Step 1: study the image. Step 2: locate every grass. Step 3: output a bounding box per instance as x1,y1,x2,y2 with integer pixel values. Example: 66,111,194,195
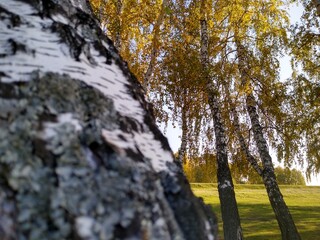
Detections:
190,183,320,240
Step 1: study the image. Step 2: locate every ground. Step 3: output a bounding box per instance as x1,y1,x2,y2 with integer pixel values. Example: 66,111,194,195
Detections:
191,183,320,240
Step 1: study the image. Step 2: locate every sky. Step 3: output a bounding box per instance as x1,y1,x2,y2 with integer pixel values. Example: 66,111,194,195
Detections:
159,2,320,186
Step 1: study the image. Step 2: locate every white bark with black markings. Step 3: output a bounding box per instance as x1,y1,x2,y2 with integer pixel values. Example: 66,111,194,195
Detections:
0,0,217,239
236,39,301,240
200,2,242,239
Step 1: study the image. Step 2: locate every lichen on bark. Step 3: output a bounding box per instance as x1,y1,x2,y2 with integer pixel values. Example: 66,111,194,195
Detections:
0,0,217,239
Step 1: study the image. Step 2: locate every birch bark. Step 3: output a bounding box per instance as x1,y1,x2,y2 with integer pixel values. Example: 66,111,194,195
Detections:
0,1,218,239
114,0,122,50
236,39,301,240
223,86,263,176
178,103,188,164
200,1,243,239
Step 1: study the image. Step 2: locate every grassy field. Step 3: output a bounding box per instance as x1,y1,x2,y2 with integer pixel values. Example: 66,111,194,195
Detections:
190,183,320,240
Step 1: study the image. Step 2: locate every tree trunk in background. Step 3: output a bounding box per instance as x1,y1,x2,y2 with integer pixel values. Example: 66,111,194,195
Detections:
206,86,243,240
98,0,106,21
143,0,169,92
236,40,301,240
200,2,243,239
246,95,301,240
223,86,263,176
178,104,188,164
0,1,218,239
114,0,122,50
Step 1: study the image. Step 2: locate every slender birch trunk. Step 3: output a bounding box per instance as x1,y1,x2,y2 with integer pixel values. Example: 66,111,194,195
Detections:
246,95,301,240
236,40,301,240
114,0,122,50
178,103,188,164
143,0,169,92
98,0,106,21
200,2,243,239
223,86,263,176
206,86,243,240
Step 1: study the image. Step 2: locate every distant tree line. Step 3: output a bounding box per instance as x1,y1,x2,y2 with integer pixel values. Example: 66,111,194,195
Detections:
183,154,306,185
183,153,218,183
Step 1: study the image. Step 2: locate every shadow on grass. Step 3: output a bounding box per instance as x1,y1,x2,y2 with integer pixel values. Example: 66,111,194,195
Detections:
208,204,320,240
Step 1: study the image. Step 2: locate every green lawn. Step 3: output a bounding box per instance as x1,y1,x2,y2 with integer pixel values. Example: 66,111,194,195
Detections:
190,183,320,240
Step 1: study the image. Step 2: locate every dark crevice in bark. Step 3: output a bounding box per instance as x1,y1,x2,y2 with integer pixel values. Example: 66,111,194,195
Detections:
0,164,18,240
51,23,86,61
0,82,21,99
32,138,59,181
143,113,173,153
0,5,21,27
161,167,218,239
113,221,141,239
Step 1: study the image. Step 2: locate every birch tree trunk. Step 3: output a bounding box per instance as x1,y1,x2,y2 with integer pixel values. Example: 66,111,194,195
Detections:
245,95,301,240
200,2,242,239
223,86,263,176
236,40,301,240
0,1,218,239
143,0,169,92
114,0,122,50
98,0,106,22
206,86,243,240
178,104,188,164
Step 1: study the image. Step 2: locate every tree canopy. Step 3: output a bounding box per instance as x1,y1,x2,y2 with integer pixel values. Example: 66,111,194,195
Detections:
90,0,318,238
89,0,318,177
